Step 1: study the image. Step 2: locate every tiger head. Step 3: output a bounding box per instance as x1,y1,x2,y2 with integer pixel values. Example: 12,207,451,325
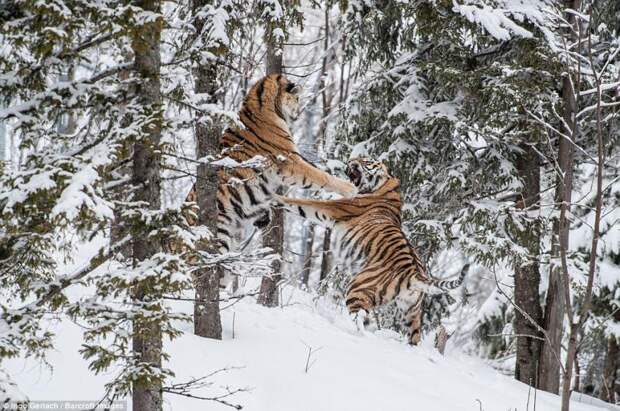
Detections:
249,74,303,122
345,158,392,194
277,76,303,122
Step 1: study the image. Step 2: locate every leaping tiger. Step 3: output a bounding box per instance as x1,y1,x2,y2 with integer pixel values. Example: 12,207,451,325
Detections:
185,74,357,285
275,157,469,345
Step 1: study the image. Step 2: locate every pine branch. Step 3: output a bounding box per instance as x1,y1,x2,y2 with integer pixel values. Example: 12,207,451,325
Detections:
33,236,131,308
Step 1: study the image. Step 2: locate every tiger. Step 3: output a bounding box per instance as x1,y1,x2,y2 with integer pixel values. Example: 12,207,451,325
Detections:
274,157,469,345
185,74,357,284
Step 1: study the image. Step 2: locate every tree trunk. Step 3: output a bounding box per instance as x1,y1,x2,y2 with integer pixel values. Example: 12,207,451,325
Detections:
300,226,315,287
192,0,222,340
318,6,334,284
319,228,332,281
513,142,543,388
539,0,580,394
258,16,284,307
57,67,76,135
539,258,565,393
131,1,163,409
561,5,602,408
600,337,619,403
539,92,575,392
573,346,581,393
0,97,5,161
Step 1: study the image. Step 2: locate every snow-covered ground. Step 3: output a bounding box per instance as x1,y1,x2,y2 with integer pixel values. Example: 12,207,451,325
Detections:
4,280,616,411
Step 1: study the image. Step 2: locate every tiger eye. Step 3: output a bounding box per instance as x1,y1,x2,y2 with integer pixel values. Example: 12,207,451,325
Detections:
285,82,296,93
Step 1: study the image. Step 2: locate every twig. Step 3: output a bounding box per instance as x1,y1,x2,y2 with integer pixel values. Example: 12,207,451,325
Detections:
301,341,323,373
163,367,248,410
162,292,259,304
527,382,532,411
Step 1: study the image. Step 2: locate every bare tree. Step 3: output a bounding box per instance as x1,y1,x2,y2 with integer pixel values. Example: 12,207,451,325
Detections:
559,20,607,410
301,4,334,288
318,2,336,282
539,0,580,393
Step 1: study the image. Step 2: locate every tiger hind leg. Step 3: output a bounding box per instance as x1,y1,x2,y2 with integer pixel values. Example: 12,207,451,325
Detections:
215,207,244,290
397,292,424,345
346,287,376,333
217,203,273,290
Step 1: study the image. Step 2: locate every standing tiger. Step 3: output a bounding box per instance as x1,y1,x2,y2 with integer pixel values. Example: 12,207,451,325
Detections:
185,74,356,283
275,158,469,345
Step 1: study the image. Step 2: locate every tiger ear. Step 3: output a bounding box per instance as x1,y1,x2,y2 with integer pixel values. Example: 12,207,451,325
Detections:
286,83,302,95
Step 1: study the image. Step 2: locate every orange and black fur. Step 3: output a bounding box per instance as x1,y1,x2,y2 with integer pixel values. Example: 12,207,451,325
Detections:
185,74,356,284
276,158,468,345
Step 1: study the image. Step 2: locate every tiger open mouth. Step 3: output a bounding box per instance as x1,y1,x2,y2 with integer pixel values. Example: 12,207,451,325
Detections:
346,163,362,187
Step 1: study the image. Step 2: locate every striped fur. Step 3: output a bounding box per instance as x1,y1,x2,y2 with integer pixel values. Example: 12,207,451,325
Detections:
185,74,356,285
276,158,469,345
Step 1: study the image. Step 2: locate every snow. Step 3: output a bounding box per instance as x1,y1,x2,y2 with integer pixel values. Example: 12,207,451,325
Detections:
51,164,114,221
4,282,612,411
211,155,267,170
452,0,555,41
453,2,532,40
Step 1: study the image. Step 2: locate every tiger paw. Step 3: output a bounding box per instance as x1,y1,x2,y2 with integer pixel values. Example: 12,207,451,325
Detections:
351,310,370,333
363,313,379,332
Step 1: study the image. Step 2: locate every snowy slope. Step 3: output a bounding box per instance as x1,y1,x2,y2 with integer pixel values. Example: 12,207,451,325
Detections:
4,282,615,411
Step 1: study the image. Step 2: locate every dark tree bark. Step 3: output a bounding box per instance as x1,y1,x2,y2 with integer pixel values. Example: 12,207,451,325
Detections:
258,25,284,307
318,6,335,284
130,1,163,409
539,97,574,392
300,227,315,287
192,0,222,340
540,258,565,393
600,337,619,403
513,142,544,387
319,228,332,282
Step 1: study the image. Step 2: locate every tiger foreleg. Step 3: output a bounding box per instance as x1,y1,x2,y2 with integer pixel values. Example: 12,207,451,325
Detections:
284,158,357,197
351,309,370,332
273,194,336,228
